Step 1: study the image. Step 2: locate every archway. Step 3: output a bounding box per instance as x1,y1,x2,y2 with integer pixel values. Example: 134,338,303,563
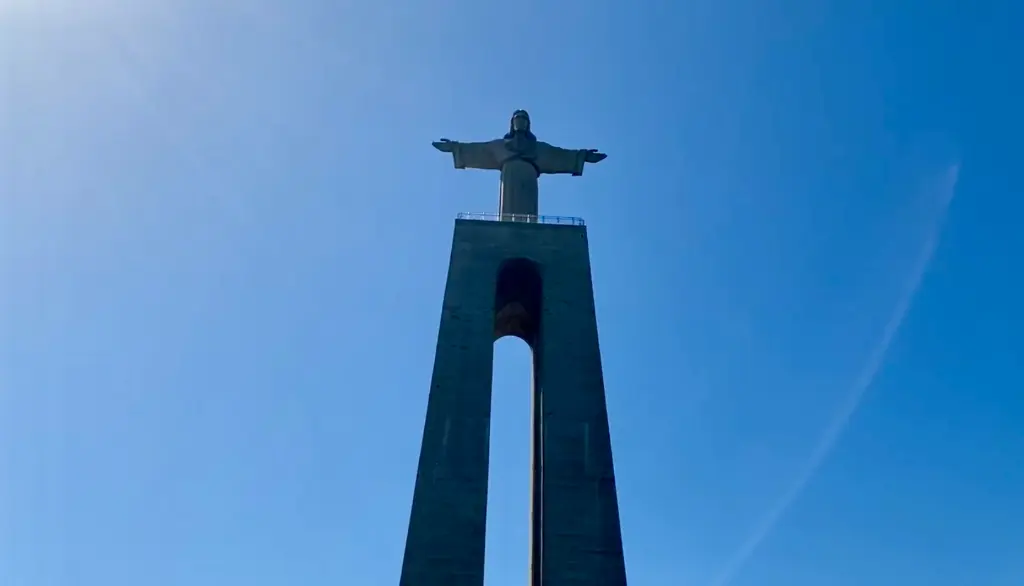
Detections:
486,258,543,585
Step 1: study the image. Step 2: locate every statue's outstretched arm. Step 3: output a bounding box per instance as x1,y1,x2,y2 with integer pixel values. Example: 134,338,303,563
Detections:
535,142,607,176
432,138,501,170
432,138,457,152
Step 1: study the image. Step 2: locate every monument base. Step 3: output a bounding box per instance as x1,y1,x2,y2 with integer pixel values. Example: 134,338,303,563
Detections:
399,217,628,586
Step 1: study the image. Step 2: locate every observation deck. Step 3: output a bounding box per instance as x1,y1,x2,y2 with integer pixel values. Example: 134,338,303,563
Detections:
456,212,585,226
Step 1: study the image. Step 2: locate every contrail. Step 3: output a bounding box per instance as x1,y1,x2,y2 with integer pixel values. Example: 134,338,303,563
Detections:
708,164,960,586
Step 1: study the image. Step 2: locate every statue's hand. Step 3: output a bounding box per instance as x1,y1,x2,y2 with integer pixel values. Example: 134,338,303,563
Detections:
584,149,607,164
432,138,457,153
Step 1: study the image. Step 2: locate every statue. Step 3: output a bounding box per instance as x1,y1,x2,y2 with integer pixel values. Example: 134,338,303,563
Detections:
433,110,607,221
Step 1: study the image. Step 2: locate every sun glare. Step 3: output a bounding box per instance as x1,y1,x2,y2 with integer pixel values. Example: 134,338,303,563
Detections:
1,0,132,21
0,0,32,17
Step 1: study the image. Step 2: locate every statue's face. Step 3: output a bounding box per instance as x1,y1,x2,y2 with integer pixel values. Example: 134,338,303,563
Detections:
512,112,530,133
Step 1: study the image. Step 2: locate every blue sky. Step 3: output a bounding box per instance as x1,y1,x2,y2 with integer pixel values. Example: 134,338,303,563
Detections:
2,1,1023,585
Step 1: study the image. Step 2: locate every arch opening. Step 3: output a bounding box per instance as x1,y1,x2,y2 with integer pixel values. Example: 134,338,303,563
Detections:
488,257,543,586
494,258,542,348
485,336,534,586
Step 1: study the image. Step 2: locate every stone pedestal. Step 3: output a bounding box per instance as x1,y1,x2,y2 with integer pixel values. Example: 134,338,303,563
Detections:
398,218,628,586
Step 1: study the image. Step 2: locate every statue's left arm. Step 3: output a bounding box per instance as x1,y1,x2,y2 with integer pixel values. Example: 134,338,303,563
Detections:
535,142,607,176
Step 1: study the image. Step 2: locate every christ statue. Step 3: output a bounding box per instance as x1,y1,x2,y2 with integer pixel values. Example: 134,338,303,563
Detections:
432,110,607,221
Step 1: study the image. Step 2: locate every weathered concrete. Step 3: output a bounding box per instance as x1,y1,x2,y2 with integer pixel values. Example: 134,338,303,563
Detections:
399,219,628,586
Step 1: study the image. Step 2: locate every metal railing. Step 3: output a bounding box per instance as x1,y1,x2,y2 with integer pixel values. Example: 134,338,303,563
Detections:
456,212,585,226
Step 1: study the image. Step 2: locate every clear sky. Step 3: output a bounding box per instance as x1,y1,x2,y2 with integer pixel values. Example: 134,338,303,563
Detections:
3,1,1023,585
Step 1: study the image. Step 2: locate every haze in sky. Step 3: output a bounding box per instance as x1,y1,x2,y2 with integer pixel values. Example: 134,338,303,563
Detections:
3,2,1023,586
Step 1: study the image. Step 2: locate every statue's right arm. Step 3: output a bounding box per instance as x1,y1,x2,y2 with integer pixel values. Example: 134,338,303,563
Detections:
432,139,457,153
433,139,501,170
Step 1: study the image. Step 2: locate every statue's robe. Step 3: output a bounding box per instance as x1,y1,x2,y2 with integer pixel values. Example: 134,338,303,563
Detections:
447,138,591,220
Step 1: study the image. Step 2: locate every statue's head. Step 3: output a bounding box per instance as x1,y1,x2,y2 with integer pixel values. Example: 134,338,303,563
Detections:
503,108,536,140
510,110,531,133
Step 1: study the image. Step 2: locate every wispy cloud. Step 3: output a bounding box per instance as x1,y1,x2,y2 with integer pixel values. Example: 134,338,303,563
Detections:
708,164,961,586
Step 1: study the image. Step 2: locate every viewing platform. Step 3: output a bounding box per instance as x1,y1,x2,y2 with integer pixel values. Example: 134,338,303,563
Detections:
456,212,585,226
